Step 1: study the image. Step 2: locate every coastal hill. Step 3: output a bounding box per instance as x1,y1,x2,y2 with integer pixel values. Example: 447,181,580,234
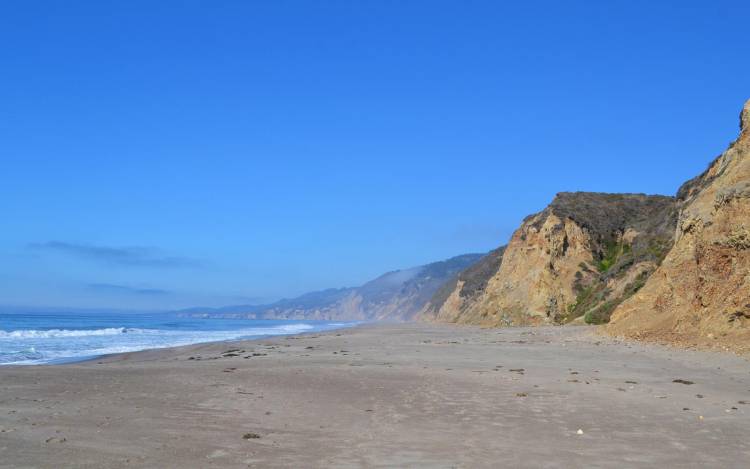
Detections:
181,253,482,322
420,193,677,326
422,99,750,352
420,246,507,323
606,99,750,352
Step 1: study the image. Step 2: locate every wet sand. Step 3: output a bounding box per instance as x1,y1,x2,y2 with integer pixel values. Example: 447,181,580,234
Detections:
1,323,749,468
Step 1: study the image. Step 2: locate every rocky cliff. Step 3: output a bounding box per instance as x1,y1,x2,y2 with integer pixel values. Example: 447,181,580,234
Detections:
419,246,506,322
606,100,750,353
183,254,483,322
423,193,677,326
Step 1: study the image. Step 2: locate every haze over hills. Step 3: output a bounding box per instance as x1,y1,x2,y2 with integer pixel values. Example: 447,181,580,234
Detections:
181,253,482,322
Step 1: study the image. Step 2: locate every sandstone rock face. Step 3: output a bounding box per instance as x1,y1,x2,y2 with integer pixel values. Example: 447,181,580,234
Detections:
425,192,677,326
607,99,750,352
419,247,506,322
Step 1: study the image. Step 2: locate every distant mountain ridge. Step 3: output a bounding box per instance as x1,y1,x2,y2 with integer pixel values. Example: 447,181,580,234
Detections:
180,253,483,322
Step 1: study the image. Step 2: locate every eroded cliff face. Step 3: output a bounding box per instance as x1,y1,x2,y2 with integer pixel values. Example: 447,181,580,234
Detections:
423,100,750,352
419,247,506,322
607,100,750,353
425,193,677,326
479,194,675,326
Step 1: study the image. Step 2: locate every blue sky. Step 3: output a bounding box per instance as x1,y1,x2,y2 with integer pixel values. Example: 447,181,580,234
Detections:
1,1,748,310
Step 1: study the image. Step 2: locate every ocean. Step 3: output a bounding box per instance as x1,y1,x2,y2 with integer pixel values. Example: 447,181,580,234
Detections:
0,311,356,365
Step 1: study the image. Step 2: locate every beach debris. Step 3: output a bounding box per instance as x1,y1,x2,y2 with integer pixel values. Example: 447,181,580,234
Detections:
509,368,525,374
625,381,638,384
576,429,584,435
223,368,237,373
699,415,704,421
672,379,694,385
242,432,261,440
738,400,748,405
696,394,704,399
516,392,528,397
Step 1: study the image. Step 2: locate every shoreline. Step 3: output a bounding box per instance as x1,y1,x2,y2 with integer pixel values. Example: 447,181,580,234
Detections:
79,321,369,366
1,323,748,468
93,321,750,365
0,319,362,367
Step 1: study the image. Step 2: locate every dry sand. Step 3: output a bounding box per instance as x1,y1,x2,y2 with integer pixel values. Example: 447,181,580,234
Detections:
0,323,749,468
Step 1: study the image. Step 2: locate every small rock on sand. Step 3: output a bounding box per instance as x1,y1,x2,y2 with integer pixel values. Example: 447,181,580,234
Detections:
673,379,695,385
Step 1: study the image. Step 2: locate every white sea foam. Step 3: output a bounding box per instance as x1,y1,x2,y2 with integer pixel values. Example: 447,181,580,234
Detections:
0,320,346,365
0,327,144,339
0,323,315,340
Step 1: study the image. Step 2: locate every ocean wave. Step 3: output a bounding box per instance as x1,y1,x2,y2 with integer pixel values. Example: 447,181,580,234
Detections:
0,323,317,340
0,320,354,365
270,323,314,333
0,327,152,339
0,347,45,364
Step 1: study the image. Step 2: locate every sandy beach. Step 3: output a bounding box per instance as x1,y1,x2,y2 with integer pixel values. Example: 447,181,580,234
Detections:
1,323,749,468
